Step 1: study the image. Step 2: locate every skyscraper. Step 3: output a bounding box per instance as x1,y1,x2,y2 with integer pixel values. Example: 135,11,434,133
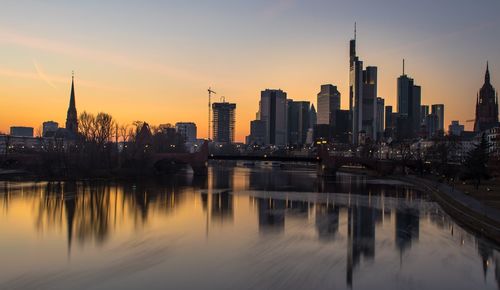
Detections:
431,104,445,134
65,74,78,135
420,105,429,125
474,62,499,132
397,61,421,138
287,100,310,146
212,102,236,143
349,25,378,144
309,104,317,129
260,89,288,146
376,97,385,138
349,27,363,144
385,106,393,131
317,84,341,126
362,66,378,141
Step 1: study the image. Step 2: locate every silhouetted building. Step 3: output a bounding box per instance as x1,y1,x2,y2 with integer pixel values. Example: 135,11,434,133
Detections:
42,121,59,137
314,124,332,142
431,104,445,135
10,126,33,137
396,115,412,140
175,122,197,142
397,61,421,139
334,110,351,143
362,66,378,141
260,89,288,146
287,100,310,146
309,104,317,129
448,120,464,136
246,120,266,145
349,28,378,144
420,105,429,125
425,113,439,138
317,84,341,126
65,74,78,136
474,62,499,132
385,106,393,130
212,102,236,143
376,97,385,139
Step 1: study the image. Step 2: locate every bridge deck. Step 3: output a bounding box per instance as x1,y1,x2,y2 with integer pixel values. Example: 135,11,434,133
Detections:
209,155,320,163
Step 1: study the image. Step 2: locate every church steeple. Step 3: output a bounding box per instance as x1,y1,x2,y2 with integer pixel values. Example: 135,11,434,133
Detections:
65,72,78,135
69,72,75,110
475,62,499,132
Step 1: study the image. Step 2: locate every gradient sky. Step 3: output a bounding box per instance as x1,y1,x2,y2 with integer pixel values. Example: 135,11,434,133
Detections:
1,0,499,141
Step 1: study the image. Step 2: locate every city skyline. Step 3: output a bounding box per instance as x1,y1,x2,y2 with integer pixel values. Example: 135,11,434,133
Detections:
1,1,500,141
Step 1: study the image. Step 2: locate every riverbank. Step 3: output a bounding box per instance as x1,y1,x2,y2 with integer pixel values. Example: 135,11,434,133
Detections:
400,174,500,245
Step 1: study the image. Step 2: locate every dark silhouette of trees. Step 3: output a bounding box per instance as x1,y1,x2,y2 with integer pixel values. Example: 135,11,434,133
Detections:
461,133,491,189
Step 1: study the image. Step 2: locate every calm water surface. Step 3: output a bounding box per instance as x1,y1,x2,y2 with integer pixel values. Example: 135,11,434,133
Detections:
1,163,499,290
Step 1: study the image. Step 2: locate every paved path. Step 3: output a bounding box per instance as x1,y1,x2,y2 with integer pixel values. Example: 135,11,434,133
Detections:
403,175,500,243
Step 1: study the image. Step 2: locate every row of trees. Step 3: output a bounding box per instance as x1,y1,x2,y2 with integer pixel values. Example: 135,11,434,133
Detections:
356,133,495,188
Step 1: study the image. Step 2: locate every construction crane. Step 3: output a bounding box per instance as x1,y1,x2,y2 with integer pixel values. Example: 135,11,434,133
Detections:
207,87,216,141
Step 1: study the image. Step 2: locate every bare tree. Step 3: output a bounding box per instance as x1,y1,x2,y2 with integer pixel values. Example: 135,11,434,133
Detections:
35,125,43,138
79,111,96,142
119,124,129,142
94,112,115,147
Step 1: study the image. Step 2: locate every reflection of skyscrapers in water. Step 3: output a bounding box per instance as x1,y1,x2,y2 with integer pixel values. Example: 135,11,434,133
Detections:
256,197,285,234
315,203,340,240
211,166,234,189
395,207,420,254
346,206,376,287
211,167,234,222
205,166,234,223
211,190,233,222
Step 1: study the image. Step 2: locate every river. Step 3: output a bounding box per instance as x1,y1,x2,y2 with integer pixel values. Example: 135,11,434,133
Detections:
0,163,499,289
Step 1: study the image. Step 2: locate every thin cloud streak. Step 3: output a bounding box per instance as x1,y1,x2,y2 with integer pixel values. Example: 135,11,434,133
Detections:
0,67,123,92
0,29,210,85
33,59,58,89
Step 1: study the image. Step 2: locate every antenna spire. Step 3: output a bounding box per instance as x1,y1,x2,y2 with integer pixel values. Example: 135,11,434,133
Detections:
403,59,405,75
354,22,357,41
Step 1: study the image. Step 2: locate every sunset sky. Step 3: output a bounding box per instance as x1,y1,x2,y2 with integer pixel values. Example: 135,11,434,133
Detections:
1,0,499,141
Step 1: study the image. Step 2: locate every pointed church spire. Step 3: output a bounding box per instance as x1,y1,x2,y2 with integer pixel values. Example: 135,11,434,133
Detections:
66,71,78,135
69,71,75,109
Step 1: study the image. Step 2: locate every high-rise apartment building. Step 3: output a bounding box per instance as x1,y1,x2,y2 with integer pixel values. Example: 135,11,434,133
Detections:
212,102,236,143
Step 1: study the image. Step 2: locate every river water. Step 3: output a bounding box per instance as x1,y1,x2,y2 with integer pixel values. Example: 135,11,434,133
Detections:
0,163,499,290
